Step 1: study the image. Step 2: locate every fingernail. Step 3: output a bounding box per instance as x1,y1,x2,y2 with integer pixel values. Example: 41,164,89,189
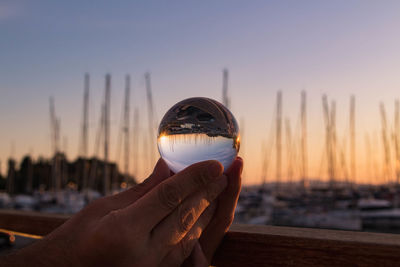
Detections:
208,161,223,178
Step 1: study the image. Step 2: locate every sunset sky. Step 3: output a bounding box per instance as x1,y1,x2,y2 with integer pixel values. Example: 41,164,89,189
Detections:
2,1,400,185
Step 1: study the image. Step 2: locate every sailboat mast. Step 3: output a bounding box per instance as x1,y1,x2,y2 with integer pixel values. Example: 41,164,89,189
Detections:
123,75,131,182
380,103,391,184
394,100,400,186
365,133,372,185
49,97,61,192
350,95,356,187
330,100,337,189
276,91,282,192
145,72,156,167
81,73,90,157
300,91,308,190
285,118,293,184
222,69,230,109
322,95,334,189
103,74,111,195
81,73,90,190
132,108,140,179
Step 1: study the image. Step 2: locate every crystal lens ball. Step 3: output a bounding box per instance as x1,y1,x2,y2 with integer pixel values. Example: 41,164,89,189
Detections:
157,97,240,174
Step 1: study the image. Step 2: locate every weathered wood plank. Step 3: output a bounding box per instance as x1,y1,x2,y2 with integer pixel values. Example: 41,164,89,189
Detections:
213,224,400,267
0,210,69,236
1,210,400,266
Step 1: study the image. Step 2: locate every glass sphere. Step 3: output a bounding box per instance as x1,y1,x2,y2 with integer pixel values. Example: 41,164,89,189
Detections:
157,97,240,173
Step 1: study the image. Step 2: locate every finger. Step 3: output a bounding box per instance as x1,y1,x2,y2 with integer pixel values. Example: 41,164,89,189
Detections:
199,157,243,262
110,158,171,205
151,175,227,249
124,160,223,230
160,202,217,267
85,158,171,217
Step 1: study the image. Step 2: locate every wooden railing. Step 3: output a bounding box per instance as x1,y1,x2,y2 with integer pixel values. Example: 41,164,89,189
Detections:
1,210,400,266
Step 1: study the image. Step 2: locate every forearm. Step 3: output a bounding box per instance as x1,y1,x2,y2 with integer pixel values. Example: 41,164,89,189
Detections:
0,238,78,267
1,242,45,267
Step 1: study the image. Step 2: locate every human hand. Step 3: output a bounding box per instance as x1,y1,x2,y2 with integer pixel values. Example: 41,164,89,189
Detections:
3,159,230,267
183,157,243,266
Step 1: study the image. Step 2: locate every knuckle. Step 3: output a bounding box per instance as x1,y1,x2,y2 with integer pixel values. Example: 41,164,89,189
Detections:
178,206,195,233
158,182,181,210
200,167,210,183
193,168,210,188
93,211,126,247
205,183,221,200
106,209,120,223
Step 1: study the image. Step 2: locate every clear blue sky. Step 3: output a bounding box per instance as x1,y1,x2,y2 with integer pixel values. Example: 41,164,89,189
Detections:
2,0,400,184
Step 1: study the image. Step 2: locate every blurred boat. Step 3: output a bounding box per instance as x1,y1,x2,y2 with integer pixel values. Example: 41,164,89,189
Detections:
358,198,400,232
0,193,11,209
13,195,36,211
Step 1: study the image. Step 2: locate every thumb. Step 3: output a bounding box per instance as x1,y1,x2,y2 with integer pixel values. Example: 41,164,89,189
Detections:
94,158,171,214
149,157,171,182
114,158,171,202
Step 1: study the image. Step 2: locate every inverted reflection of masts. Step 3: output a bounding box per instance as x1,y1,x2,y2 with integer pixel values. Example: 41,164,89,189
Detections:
161,134,223,152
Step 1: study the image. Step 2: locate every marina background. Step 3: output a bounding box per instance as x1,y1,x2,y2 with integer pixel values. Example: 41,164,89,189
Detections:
2,1,400,185
3,1,400,236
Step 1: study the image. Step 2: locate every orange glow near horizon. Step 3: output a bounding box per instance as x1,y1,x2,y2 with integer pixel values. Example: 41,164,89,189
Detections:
0,90,399,187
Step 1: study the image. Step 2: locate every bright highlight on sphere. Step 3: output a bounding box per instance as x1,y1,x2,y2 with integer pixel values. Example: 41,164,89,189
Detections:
157,97,240,174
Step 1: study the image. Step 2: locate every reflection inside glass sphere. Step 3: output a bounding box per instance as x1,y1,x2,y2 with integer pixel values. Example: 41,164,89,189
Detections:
157,97,240,173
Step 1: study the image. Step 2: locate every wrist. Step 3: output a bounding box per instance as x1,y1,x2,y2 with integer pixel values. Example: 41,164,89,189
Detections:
1,237,81,267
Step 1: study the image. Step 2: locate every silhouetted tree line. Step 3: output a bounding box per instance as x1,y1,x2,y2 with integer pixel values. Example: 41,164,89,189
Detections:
0,154,136,195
